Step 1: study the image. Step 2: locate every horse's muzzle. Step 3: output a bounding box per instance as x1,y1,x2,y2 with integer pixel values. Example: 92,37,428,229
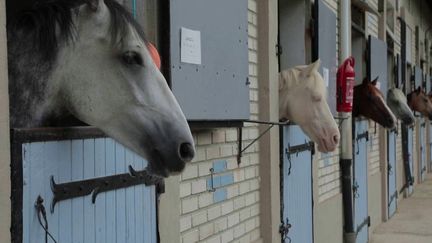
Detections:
147,142,195,177
385,118,396,129
402,115,415,125
179,142,195,163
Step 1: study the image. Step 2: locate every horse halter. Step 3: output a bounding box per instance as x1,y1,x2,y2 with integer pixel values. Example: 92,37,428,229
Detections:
147,42,161,69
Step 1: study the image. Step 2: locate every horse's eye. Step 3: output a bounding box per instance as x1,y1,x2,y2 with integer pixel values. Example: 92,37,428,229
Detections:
122,51,143,66
312,94,322,102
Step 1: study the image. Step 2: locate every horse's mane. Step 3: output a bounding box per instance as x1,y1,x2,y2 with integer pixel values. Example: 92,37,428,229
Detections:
8,0,147,62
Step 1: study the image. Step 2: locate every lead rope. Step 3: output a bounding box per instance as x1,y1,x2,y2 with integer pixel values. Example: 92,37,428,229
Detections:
35,196,58,243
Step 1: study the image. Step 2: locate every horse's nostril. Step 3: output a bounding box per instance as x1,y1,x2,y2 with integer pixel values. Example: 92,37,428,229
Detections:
179,143,195,162
332,134,340,144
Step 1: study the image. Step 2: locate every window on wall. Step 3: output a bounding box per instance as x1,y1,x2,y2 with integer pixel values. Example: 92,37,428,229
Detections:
352,5,366,33
386,0,395,33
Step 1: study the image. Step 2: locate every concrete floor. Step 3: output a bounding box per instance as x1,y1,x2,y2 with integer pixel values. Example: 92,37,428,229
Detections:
370,174,432,243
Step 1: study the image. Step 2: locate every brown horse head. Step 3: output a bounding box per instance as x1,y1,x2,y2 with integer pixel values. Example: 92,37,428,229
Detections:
353,77,397,129
407,86,432,119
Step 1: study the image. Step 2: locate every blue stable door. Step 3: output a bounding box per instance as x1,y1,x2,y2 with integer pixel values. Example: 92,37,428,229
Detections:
353,120,369,243
419,120,426,182
387,130,397,218
408,126,414,194
22,138,158,243
281,125,314,243
429,122,432,173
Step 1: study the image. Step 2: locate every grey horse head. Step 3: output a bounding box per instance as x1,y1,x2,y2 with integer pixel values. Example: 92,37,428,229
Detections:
387,88,415,125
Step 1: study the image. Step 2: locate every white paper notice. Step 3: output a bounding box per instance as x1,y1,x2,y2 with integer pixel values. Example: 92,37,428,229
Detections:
181,27,202,65
323,67,329,87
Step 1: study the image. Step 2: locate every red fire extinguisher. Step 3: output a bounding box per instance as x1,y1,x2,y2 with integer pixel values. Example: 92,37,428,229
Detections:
336,56,355,112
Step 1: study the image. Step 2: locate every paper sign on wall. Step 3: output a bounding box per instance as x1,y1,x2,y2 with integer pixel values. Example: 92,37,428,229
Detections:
181,27,202,65
323,67,329,87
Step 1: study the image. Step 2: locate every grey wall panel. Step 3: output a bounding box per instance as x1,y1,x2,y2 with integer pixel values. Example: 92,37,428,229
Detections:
279,0,307,70
352,33,366,85
406,26,412,64
414,66,423,89
387,53,394,89
314,0,337,116
169,0,249,121
369,36,388,99
397,55,402,88
426,74,431,93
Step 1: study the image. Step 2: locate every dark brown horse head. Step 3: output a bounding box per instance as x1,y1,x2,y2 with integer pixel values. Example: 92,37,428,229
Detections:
407,86,432,119
353,77,397,129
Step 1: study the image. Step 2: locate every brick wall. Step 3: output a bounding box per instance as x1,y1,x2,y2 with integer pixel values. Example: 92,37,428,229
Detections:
316,0,342,204
178,1,262,242
367,0,379,38
368,123,381,175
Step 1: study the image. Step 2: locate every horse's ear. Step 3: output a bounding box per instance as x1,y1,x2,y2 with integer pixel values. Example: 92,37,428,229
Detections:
362,77,369,84
147,43,161,69
87,0,103,12
310,59,321,73
416,86,422,94
371,76,379,86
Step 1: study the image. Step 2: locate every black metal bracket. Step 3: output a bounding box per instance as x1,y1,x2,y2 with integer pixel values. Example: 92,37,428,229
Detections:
285,141,315,175
357,131,369,141
208,168,216,192
388,190,398,206
286,141,315,156
356,131,369,154
276,44,283,57
50,165,164,213
237,120,289,164
388,163,393,175
279,217,292,243
353,180,360,198
356,216,370,234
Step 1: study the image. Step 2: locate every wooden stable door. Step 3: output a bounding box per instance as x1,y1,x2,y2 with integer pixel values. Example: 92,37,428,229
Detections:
429,122,432,173
353,120,369,243
281,125,314,243
408,126,414,194
419,119,427,182
387,130,397,218
19,138,158,243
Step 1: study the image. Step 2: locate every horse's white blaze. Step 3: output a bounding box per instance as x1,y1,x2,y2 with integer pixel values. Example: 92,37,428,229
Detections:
45,1,194,177
279,60,340,153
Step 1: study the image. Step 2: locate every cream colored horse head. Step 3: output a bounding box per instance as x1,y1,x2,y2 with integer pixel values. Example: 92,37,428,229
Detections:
279,60,340,152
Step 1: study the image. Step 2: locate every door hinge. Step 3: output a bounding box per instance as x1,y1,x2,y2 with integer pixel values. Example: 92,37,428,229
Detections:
279,218,292,242
276,44,283,57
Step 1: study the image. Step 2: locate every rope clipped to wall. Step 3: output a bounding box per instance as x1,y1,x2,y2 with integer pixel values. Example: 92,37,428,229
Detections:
35,196,58,243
